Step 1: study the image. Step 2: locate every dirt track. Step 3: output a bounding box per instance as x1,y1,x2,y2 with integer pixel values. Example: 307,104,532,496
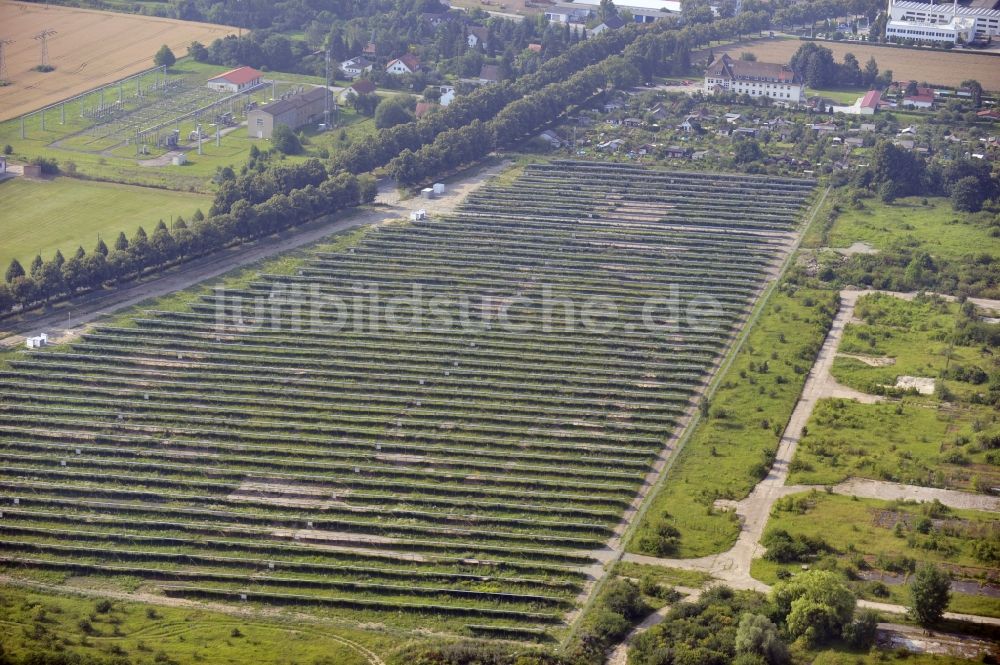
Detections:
0,1,235,121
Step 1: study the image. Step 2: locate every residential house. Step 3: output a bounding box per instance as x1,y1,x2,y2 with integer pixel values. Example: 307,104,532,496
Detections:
386,54,421,75
341,79,376,102
340,56,373,80
623,117,643,127
527,43,543,53
439,85,456,106
858,89,881,115
844,136,865,148
467,26,489,50
590,15,626,35
664,145,691,158
479,64,501,84
415,101,438,119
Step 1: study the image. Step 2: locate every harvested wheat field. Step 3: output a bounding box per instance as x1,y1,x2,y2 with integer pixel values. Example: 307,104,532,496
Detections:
717,37,1000,91
0,1,235,121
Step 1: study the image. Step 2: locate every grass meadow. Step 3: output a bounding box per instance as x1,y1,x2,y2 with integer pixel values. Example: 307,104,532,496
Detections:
0,585,387,665
0,176,211,269
628,286,839,558
823,197,998,261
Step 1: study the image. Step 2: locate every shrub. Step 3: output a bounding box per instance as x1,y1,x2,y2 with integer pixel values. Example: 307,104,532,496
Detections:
842,610,879,649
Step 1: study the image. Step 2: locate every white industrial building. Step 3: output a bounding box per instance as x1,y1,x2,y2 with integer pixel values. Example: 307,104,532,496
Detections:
704,54,805,103
545,0,681,23
886,0,1000,41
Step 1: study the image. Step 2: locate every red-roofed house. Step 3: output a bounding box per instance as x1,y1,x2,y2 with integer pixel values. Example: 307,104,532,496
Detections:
351,80,376,96
859,89,881,115
415,101,438,118
903,92,934,109
207,66,263,93
386,54,421,75
527,43,542,53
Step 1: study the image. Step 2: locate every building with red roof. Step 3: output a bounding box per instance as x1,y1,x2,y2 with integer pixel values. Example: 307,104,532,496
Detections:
859,89,881,115
386,54,421,75
207,66,263,93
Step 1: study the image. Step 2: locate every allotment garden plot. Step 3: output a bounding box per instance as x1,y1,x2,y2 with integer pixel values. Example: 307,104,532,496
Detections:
0,161,813,640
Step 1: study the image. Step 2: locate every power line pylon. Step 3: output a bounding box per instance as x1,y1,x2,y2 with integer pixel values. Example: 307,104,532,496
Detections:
33,29,56,69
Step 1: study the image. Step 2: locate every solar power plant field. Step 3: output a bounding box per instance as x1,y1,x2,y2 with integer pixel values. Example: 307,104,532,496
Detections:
0,162,814,639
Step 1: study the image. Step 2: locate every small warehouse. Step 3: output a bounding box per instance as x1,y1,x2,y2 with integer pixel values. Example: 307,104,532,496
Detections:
247,86,331,139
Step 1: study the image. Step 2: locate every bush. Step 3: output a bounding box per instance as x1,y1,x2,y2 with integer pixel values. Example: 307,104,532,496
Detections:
30,156,59,175
842,610,879,649
270,124,302,155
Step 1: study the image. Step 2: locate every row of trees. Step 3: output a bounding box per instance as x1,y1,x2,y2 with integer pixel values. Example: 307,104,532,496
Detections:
789,42,890,89
861,141,1000,211
0,172,375,316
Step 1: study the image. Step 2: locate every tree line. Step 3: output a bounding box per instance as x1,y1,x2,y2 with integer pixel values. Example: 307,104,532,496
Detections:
0,172,375,316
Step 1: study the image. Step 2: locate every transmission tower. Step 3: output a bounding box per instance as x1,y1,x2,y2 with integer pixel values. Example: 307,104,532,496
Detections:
34,29,56,69
0,39,13,83
324,49,332,129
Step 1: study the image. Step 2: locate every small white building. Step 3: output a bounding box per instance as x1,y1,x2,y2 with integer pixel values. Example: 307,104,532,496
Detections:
410,209,428,221
467,26,489,49
886,16,976,43
206,66,263,93
439,85,456,106
25,333,48,349
544,3,593,22
887,0,1000,40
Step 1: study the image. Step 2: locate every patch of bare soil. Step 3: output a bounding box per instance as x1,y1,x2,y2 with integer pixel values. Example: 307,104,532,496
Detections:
838,352,895,367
